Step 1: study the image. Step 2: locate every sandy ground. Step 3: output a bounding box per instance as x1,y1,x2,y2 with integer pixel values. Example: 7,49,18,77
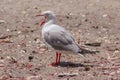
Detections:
0,0,120,80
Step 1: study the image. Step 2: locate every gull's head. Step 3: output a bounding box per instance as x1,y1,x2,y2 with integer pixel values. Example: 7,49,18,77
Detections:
36,11,56,26
41,11,56,20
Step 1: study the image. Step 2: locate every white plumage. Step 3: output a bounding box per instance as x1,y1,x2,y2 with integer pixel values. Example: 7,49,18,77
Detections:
37,11,84,66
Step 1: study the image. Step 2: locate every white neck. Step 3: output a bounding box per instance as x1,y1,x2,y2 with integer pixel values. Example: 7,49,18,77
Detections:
41,19,56,35
44,18,56,27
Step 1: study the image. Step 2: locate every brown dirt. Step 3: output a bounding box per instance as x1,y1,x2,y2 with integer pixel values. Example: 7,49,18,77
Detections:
0,0,120,80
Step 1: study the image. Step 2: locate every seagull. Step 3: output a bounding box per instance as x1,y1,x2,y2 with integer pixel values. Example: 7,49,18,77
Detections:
36,11,95,66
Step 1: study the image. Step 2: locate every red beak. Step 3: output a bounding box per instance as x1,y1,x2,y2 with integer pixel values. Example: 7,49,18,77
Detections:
36,14,46,27
36,14,44,17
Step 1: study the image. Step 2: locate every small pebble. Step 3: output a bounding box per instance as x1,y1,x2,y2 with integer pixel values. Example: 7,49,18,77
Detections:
32,50,38,54
28,56,34,62
40,44,46,48
21,11,27,14
40,48,46,52
102,14,108,17
26,75,42,80
0,60,4,63
35,39,40,44
6,29,10,32
0,48,1,50
84,66,90,71
28,41,32,43
84,19,88,22
0,20,5,23
18,31,22,34
81,14,86,17
21,49,27,53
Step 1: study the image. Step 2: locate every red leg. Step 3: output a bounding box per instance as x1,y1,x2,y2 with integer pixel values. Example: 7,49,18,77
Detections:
48,52,59,66
56,52,59,64
57,53,61,63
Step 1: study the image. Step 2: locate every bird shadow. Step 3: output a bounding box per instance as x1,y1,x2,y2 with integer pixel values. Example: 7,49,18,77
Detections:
55,61,95,68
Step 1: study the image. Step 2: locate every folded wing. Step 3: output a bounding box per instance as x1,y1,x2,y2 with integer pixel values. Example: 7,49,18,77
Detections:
44,30,81,53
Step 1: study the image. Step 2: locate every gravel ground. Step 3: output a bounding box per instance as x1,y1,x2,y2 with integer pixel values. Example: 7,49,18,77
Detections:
0,0,120,80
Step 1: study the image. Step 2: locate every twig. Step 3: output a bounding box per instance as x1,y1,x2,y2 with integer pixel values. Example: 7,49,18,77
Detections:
58,73,78,77
0,35,12,39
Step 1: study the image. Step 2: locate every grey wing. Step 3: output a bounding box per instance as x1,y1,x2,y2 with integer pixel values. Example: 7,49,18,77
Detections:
44,30,81,53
